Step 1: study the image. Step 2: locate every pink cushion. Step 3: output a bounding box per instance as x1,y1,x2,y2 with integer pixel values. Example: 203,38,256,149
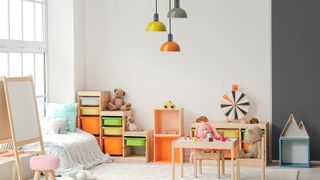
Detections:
30,155,60,171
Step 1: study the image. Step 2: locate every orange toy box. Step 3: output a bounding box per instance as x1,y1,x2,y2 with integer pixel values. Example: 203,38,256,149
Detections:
103,137,123,155
80,116,100,135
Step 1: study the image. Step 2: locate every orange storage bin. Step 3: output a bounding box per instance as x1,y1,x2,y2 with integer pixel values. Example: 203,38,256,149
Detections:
154,136,180,163
242,142,250,150
80,116,100,135
223,148,237,159
103,137,123,155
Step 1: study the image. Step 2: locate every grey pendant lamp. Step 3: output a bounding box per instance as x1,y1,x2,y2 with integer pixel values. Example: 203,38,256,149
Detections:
167,0,187,18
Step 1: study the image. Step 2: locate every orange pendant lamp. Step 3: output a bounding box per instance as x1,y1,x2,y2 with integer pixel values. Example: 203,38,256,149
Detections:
160,0,180,52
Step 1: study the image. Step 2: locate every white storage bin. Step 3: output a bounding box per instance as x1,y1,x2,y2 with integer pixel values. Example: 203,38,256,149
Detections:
80,97,100,106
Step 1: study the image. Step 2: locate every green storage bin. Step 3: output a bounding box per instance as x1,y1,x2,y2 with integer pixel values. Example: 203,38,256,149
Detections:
125,137,146,146
102,117,122,126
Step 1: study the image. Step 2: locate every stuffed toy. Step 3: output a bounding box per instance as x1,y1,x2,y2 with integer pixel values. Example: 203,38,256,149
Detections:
189,116,222,163
239,126,262,158
108,89,131,111
125,115,138,131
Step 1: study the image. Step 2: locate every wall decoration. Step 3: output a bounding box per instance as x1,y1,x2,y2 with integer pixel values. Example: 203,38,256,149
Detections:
220,84,250,122
146,0,167,32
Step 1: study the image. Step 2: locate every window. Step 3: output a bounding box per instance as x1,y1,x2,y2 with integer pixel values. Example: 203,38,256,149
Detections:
0,0,47,117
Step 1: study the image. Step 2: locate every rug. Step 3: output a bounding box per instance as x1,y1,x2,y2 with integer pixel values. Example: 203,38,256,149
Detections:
57,162,299,180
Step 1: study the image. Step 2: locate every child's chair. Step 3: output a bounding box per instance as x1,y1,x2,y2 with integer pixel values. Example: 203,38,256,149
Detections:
30,155,60,180
194,151,225,178
236,135,266,180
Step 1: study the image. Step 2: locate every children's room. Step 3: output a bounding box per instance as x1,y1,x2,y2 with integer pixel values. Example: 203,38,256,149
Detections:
0,0,319,179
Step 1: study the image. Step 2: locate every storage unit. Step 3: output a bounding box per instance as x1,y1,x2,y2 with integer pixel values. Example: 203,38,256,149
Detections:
77,91,110,149
154,108,184,163
190,121,270,164
101,110,131,157
123,130,153,162
279,114,310,168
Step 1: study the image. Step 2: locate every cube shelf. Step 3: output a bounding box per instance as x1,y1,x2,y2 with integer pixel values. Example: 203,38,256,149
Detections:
77,91,110,151
154,108,184,163
279,114,310,168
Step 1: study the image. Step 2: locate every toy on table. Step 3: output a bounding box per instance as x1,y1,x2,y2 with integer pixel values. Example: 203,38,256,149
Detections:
220,84,250,122
163,101,176,109
243,117,259,124
189,116,222,163
108,89,131,111
163,129,179,134
239,126,262,158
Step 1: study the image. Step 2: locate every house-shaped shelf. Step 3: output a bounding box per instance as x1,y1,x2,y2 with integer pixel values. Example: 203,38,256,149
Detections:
279,114,310,168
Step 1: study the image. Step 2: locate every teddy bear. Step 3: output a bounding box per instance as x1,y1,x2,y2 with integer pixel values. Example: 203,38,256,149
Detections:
189,116,222,163
108,89,131,111
125,115,138,131
239,126,262,158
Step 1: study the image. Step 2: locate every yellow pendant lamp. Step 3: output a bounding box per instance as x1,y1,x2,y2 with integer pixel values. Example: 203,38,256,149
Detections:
146,0,166,32
160,0,180,52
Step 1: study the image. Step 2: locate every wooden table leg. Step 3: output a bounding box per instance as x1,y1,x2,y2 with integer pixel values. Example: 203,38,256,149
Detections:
231,148,234,180
194,155,197,178
172,142,175,180
180,148,183,178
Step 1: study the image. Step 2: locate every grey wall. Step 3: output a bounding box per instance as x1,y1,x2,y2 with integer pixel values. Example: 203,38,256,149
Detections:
272,0,320,160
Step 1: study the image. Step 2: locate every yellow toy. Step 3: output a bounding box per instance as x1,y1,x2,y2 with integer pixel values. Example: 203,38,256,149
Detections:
164,101,176,109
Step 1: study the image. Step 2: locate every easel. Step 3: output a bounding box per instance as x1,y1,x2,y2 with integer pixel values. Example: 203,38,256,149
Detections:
0,76,45,180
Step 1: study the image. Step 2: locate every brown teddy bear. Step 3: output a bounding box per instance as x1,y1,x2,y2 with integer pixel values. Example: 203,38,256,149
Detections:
108,89,131,111
239,126,262,158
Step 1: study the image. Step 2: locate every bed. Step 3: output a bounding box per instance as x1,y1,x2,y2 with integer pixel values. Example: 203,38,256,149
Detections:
23,128,111,177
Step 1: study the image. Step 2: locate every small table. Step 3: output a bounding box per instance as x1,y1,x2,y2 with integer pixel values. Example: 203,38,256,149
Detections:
172,137,238,180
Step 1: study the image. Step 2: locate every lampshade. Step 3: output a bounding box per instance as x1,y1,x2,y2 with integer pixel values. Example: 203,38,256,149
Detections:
160,34,180,52
167,0,187,18
146,0,167,32
146,19,166,32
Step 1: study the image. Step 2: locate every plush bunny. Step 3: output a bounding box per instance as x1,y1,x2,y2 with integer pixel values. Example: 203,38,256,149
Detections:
189,117,222,163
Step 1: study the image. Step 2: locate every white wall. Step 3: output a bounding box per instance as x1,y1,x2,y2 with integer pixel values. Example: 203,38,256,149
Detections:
48,0,87,103
48,0,75,103
83,0,272,134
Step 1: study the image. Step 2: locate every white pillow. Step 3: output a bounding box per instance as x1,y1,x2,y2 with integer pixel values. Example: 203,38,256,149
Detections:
41,118,67,134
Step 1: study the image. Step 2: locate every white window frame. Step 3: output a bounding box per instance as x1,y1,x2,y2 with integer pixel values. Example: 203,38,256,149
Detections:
0,0,48,116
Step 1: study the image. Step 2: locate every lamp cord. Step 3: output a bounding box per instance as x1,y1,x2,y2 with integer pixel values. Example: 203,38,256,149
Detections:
169,0,172,34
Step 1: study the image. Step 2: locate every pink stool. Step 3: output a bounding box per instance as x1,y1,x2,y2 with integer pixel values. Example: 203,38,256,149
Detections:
30,155,60,180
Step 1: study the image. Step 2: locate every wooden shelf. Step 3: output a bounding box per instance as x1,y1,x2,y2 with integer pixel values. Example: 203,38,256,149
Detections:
101,110,131,117
154,134,180,138
123,130,153,137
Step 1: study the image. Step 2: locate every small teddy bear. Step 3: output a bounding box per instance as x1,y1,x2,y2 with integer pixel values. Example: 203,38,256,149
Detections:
108,89,131,111
239,126,262,158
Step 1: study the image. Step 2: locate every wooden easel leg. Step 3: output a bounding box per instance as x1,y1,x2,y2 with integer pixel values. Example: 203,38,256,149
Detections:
14,153,23,180
34,171,41,180
12,163,16,180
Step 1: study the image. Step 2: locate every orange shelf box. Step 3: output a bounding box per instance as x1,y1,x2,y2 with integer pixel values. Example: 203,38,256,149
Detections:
154,136,180,163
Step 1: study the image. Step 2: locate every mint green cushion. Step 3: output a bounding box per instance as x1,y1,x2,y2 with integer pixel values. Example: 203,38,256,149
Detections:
46,103,77,132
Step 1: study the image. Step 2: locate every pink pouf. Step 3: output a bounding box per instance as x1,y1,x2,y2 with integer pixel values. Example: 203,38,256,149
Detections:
30,155,60,180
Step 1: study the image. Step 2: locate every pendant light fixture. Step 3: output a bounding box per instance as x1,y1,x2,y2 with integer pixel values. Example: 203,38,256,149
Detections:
167,0,187,18
160,0,180,52
146,0,167,32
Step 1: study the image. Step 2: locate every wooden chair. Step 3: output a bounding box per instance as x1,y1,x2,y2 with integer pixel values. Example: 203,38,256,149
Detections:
236,135,266,180
194,151,225,178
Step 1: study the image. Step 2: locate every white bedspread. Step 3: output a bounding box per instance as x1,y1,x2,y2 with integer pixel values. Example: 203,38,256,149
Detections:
23,129,111,176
